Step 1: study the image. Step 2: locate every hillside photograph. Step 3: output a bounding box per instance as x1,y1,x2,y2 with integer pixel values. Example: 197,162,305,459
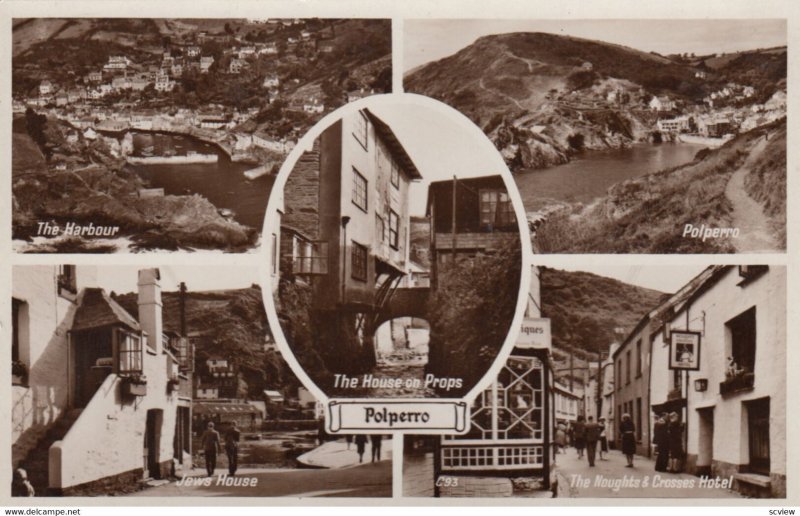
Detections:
12,18,391,253
404,20,786,253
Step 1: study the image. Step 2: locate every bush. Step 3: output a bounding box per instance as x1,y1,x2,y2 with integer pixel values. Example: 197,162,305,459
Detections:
426,238,521,396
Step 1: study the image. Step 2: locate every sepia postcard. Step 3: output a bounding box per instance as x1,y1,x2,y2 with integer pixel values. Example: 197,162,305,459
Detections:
0,0,797,510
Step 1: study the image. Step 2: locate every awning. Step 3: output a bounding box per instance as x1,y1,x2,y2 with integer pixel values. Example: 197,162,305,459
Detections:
651,398,686,415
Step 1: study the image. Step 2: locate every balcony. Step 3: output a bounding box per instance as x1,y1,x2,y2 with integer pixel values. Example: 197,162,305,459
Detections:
720,372,755,396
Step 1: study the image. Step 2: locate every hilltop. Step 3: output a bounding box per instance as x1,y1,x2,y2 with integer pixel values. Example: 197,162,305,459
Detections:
540,267,667,385
405,32,786,171
114,286,299,397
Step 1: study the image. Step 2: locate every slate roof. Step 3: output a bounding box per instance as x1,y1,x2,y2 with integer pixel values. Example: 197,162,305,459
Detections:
71,288,141,332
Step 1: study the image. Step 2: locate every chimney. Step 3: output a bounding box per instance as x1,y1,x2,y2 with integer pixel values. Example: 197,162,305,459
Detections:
138,268,163,354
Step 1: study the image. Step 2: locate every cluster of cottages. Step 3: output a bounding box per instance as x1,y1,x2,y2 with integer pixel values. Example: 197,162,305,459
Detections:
552,266,786,498
11,265,319,496
655,90,786,140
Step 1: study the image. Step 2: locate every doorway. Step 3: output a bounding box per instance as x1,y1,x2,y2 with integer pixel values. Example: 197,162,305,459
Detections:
144,409,163,479
696,407,714,474
746,398,770,475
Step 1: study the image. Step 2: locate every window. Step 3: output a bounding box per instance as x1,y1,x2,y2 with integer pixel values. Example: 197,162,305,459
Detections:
479,190,516,229
390,160,400,188
292,238,328,275
625,350,631,384
727,306,757,373
353,111,368,149
58,264,77,296
636,339,642,377
375,214,385,243
117,329,143,376
388,210,399,249
12,299,21,363
351,241,367,282
616,359,622,391
352,167,367,212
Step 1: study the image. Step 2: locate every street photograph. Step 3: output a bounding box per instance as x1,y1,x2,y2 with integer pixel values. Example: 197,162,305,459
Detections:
11,265,391,497
403,264,786,498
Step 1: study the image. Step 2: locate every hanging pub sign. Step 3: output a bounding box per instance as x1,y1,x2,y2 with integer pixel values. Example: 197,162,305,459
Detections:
669,330,702,370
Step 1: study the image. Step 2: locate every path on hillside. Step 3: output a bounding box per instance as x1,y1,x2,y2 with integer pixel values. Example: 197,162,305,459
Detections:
478,77,525,110
724,138,779,253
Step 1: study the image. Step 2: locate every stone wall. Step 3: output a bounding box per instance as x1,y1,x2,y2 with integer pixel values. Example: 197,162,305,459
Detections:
283,142,321,240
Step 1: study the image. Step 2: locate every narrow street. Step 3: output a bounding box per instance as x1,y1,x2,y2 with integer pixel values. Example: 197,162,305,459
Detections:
554,448,743,498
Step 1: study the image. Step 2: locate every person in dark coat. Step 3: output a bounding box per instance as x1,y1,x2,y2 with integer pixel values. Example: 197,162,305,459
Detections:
201,422,221,476
653,413,670,472
225,421,241,476
667,412,684,473
620,413,636,467
573,416,586,458
584,416,601,467
355,434,368,463
370,434,383,462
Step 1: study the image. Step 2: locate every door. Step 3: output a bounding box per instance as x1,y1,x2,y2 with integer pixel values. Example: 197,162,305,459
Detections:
144,410,163,479
747,398,770,475
697,407,714,472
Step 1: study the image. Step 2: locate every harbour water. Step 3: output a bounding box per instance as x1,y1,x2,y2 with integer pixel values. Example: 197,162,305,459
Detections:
127,132,276,230
515,142,707,213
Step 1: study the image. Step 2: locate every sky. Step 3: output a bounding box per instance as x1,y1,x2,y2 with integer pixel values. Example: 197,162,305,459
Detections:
367,102,505,216
404,19,787,72
88,265,260,295
554,264,708,294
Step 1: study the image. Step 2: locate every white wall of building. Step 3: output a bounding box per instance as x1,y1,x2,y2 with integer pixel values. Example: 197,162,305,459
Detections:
679,267,786,477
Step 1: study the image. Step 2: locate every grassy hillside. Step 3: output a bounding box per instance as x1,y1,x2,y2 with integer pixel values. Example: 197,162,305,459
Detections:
535,119,785,253
540,267,666,384
744,123,787,246
114,287,299,396
405,32,785,172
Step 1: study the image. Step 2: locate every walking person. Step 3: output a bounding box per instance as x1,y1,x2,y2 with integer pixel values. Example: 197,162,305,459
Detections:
653,413,670,472
201,421,221,477
620,413,636,467
370,434,383,462
584,416,601,467
355,434,367,463
573,416,586,458
225,421,241,476
667,412,685,473
345,434,353,450
555,422,567,454
598,418,609,460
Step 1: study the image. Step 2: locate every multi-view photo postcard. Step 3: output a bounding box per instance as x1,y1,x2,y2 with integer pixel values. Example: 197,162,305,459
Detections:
1,1,796,509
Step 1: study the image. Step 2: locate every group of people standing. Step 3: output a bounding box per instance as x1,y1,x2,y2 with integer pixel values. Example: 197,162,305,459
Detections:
653,412,685,473
555,415,609,467
555,411,685,472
